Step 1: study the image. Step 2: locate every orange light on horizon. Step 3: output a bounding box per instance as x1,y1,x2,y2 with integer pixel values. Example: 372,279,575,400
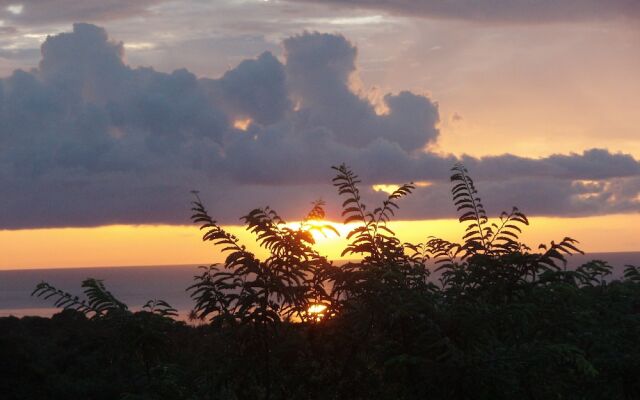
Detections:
1,213,639,270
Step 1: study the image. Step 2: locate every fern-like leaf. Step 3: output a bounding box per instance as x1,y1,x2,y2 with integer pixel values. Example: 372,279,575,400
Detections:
32,278,129,318
143,299,179,318
450,163,489,255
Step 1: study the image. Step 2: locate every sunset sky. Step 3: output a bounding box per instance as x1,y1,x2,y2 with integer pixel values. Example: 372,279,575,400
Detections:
1,0,639,269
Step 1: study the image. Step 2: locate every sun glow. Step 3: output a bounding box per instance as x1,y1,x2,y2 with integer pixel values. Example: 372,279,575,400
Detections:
287,220,348,241
372,184,401,194
123,42,156,50
308,304,327,314
306,303,328,322
233,118,252,131
2,214,640,270
373,181,432,194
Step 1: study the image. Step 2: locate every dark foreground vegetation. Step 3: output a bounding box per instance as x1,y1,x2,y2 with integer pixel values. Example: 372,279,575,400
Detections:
2,164,640,400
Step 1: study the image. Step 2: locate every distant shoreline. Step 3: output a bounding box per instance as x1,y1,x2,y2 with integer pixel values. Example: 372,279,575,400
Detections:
1,251,638,272
2,252,638,319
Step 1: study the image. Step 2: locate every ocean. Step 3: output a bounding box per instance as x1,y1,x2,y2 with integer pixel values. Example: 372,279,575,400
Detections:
0,264,200,319
1,252,639,319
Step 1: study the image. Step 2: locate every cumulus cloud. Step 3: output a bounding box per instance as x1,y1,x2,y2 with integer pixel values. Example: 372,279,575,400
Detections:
284,0,640,23
284,32,439,152
0,23,639,229
210,51,290,125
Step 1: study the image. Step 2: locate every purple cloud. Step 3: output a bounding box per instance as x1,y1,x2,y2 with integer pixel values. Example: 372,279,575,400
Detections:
0,24,638,229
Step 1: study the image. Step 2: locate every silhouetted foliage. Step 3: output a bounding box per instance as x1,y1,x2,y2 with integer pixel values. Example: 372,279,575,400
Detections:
11,163,640,400
143,299,179,318
188,195,335,326
32,278,129,318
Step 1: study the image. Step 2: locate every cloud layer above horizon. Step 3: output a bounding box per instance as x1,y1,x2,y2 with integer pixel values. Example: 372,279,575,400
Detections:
1,23,639,229
286,0,640,23
2,0,638,27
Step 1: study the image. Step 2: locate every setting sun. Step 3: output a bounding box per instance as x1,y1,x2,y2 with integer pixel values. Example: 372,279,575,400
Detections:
306,303,329,322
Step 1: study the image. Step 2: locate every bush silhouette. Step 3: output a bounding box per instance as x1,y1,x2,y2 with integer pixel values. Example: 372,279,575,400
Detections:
21,163,640,400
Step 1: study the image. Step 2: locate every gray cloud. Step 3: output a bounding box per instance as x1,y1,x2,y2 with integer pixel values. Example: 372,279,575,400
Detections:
0,0,162,24
284,32,439,152
0,23,639,229
0,47,39,61
284,0,640,23
396,176,640,225
0,26,17,34
210,51,290,125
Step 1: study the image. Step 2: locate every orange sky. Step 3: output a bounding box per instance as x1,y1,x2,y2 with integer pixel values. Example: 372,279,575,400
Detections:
2,214,638,270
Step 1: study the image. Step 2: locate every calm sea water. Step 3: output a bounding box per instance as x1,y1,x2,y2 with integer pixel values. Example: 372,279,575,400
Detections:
0,264,200,319
1,252,639,319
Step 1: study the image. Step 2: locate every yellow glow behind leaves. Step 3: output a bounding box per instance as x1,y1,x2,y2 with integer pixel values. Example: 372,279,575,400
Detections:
308,304,327,314
1,213,639,270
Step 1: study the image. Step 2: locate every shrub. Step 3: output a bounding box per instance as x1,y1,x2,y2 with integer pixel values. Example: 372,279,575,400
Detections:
24,163,640,400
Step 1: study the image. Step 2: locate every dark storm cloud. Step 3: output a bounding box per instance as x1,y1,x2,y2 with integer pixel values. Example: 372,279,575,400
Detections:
0,24,639,229
284,0,640,23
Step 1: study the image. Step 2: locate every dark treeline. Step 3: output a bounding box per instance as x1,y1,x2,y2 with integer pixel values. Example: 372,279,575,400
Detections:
2,164,640,400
